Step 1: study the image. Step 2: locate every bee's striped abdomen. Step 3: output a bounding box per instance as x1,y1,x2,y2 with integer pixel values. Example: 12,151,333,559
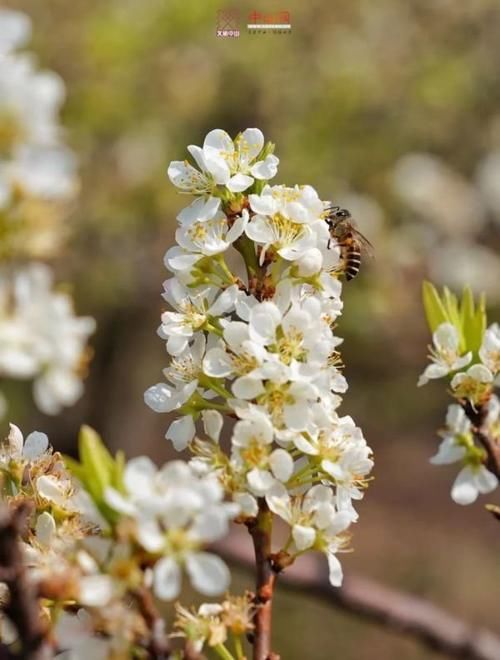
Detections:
342,238,362,281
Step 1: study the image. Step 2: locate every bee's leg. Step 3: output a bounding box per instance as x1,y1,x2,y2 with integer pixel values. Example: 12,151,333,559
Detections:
327,238,331,249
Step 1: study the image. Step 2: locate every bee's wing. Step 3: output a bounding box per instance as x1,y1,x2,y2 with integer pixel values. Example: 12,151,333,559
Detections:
353,229,375,257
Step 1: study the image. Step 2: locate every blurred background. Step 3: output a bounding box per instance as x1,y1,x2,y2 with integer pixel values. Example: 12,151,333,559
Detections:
3,0,500,657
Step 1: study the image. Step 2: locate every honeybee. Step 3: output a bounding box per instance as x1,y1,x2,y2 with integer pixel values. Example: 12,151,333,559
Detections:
324,206,374,281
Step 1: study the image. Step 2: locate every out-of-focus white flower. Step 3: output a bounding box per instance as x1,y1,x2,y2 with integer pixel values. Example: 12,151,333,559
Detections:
105,458,238,600
418,323,472,386
6,144,77,199
429,242,500,303
0,9,31,54
0,264,95,416
392,153,485,236
476,150,500,223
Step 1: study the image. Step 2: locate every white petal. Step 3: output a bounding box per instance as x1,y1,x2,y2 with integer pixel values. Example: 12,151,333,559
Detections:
35,512,56,548
36,475,66,506
79,575,113,607
451,467,478,505
7,423,23,456
433,323,459,352
417,363,449,386
430,438,466,465
269,449,294,482
124,456,157,495
204,129,234,153
104,487,136,516
144,383,175,413
247,468,275,496
23,432,49,459
265,483,292,522
327,552,343,587
166,416,196,451
292,524,316,551
232,375,264,399
185,552,230,596
239,128,264,161
234,492,258,517
251,154,279,180
202,410,223,442
203,348,233,378
154,557,182,601
227,173,254,192
249,302,281,345
475,466,498,494
209,285,238,316
136,517,165,552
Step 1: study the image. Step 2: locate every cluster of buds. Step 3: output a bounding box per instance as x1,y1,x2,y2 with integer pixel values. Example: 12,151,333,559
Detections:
145,128,374,590
0,9,94,418
419,282,499,505
0,424,239,656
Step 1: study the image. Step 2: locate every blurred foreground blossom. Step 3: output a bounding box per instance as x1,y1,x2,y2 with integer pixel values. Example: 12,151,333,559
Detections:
0,7,78,260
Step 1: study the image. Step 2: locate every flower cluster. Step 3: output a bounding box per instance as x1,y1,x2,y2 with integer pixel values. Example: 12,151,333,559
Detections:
0,424,237,656
0,9,94,420
419,284,499,505
146,127,374,587
0,264,95,416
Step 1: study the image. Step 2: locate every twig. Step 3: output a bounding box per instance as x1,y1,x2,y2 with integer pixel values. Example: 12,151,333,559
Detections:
462,400,500,479
216,533,500,660
246,502,279,660
0,504,49,659
133,586,171,659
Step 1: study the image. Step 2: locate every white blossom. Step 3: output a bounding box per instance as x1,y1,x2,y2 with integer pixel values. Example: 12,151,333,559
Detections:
418,323,472,386
105,458,238,600
168,128,278,194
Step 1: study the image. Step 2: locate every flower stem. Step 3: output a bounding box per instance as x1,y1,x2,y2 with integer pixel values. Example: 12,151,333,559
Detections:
214,643,236,660
232,633,245,660
247,500,278,660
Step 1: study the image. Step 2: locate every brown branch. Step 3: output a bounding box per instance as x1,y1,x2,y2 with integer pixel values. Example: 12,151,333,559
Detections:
0,504,49,660
133,586,171,659
216,533,500,660
246,502,279,660
462,400,500,479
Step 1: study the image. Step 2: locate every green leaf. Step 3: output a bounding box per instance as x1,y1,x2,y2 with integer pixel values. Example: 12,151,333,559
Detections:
422,281,447,332
78,426,114,503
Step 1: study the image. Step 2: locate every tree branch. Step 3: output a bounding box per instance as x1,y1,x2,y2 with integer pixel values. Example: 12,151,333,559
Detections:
0,504,49,660
246,502,279,660
463,400,500,479
216,533,500,660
